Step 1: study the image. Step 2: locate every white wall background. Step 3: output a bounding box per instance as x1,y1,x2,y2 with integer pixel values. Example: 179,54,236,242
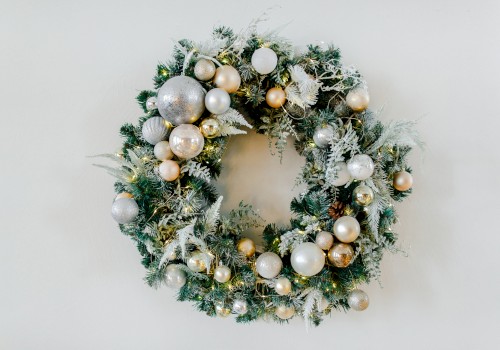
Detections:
1,0,499,348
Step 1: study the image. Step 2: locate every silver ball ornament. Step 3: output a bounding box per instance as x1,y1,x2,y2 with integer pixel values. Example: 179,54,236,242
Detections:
333,216,361,243
169,124,205,159
315,231,334,250
232,300,248,315
141,117,170,145
146,96,157,111
331,161,351,187
111,198,139,224
251,47,278,75
347,289,370,311
157,76,206,125
214,265,231,283
153,141,174,161
255,252,282,279
187,250,209,273
275,277,292,296
290,242,325,277
205,88,231,115
346,88,370,112
353,184,374,206
165,264,187,289
275,305,295,320
313,126,334,148
194,59,216,81
347,154,375,180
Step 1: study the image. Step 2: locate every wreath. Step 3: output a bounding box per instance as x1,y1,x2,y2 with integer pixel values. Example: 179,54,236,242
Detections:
97,23,422,326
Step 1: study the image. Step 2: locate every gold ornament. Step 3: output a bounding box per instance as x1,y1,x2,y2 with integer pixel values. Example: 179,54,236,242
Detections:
328,243,354,268
215,304,231,317
393,171,413,191
275,277,292,296
187,250,208,272
199,118,221,138
237,238,256,257
158,160,180,181
194,59,216,81
213,65,241,93
346,88,370,112
266,87,286,108
275,305,295,320
353,184,374,206
115,192,133,200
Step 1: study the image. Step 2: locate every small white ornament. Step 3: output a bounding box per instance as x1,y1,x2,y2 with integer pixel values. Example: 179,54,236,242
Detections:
232,300,248,315
333,216,360,243
146,96,157,111
346,88,370,112
165,264,187,289
142,117,170,145
275,277,292,296
255,252,282,279
290,242,325,277
194,59,216,81
315,231,334,250
347,289,369,311
187,250,209,272
158,160,180,181
275,305,295,320
214,265,231,283
347,154,374,180
331,161,351,186
169,124,205,159
111,197,139,224
251,47,278,75
215,304,231,317
154,141,174,161
313,126,334,148
205,88,231,115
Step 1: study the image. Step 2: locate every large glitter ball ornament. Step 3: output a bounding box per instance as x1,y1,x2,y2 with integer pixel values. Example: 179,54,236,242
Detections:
331,161,351,187
255,252,282,279
346,87,370,112
146,96,157,111
205,88,231,115
187,250,208,273
199,118,221,138
347,289,370,311
327,243,354,268
347,154,375,180
313,126,334,148
251,47,278,75
157,76,206,125
153,141,174,161
275,277,292,296
232,300,248,315
237,238,256,257
275,305,295,320
215,304,231,317
315,231,334,250
266,87,286,108
111,198,139,224
141,117,170,145
393,170,413,191
158,160,180,181
214,265,231,283
169,124,205,159
194,58,216,81
165,264,187,289
353,184,374,206
290,242,325,277
333,216,361,243
213,65,241,93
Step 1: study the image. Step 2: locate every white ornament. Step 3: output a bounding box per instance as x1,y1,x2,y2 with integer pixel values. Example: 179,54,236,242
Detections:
205,88,231,115
187,250,209,272
331,161,351,186
154,141,174,161
169,124,205,159
232,300,248,315
347,289,369,311
255,252,282,279
275,305,295,320
347,154,374,180
251,47,278,75
214,265,231,283
333,216,360,243
111,198,139,224
275,277,292,296
315,231,334,250
194,59,216,81
313,126,334,148
146,96,157,111
215,304,231,317
165,265,187,289
346,88,370,112
141,117,170,145
290,242,325,277
158,160,180,181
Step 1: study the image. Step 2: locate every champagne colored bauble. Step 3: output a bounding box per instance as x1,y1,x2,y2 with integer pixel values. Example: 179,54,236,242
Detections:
313,126,334,148
169,124,205,159
347,289,369,311
232,299,248,315
353,184,374,206
266,87,286,108
333,216,361,243
346,88,370,112
347,154,375,180
194,58,216,81
315,231,334,250
255,252,283,279
275,305,295,320
251,47,278,75
205,88,231,115
331,161,351,186
290,242,326,277
275,277,292,296
214,265,231,283
199,118,221,138
141,117,170,145
157,76,206,125
154,141,174,161
187,250,208,272
327,243,354,268
111,198,139,224
213,65,241,93
115,192,133,200
237,238,256,257
146,96,157,111
393,170,413,191
215,304,231,317
165,264,187,289
158,160,180,181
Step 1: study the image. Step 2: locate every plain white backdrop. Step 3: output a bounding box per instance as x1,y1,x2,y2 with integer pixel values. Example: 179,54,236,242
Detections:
1,0,499,348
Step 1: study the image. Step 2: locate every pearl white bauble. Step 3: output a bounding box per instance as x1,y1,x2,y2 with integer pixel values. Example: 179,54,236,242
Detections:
315,231,334,250
187,250,208,273
333,216,361,243
165,264,187,289
142,117,170,145
347,289,369,311
232,300,248,315
275,277,292,296
111,198,139,224
205,88,231,115
146,96,157,111
213,65,241,93
251,47,278,75
313,126,334,148
346,88,370,112
194,58,216,81
347,154,375,180
275,305,295,320
153,141,174,161
169,124,205,159
331,161,351,187
214,265,231,283
158,160,180,181
393,171,413,191
290,242,326,277
255,252,282,279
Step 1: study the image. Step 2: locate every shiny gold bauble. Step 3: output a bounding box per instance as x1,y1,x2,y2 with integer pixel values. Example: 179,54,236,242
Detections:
237,237,256,257
187,250,208,272
346,88,370,112
194,58,216,81
275,305,295,320
275,277,292,296
393,171,413,191
213,65,241,93
215,304,231,317
328,243,354,268
353,184,374,206
266,87,286,108
199,118,221,138
115,192,133,200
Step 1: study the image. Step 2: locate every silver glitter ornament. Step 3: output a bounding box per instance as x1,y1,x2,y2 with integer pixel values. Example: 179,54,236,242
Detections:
169,124,205,159
347,289,369,311
146,96,157,111
333,216,361,243
290,242,325,277
214,265,231,283
141,117,170,145
205,88,230,115
255,252,282,279
157,76,206,125
194,59,216,81
313,126,334,148
347,154,375,180
165,264,187,289
232,300,248,315
111,198,139,224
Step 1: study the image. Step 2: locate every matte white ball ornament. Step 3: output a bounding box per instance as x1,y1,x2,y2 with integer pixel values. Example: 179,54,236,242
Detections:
153,141,174,161
255,252,282,279
158,160,180,181
347,154,374,180
111,198,139,224
165,264,187,289
214,265,231,283
205,88,231,115
333,216,360,243
290,242,325,277
142,117,170,145
251,47,278,75
347,289,370,311
331,161,351,187
169,124,205,159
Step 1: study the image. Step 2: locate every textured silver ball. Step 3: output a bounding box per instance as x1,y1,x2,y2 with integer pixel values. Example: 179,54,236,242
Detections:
315,231,334,250
346,88,370,112
275,277,292,296
347,154,375,180
165,264,187,289
313,126,334,148
331,161,351,187
290,242,325,277
187,250,208,273
141,117,170,145
275,305,295,320
232,299,248,315
205,88,231,115
255,252,282,279
347,289,370,311
157,76,206,125
146,96,157,111
169,124,205,159
333,216,361,243
194,58,216,81
111,198,139,224
251,47,278,75
214,265,231,283
153,141,174,161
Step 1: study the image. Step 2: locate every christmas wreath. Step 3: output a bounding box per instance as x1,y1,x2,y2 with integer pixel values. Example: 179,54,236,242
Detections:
97,22,422,326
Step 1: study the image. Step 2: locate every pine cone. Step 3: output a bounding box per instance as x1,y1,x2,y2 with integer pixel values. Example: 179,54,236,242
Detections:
328,201,345,219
